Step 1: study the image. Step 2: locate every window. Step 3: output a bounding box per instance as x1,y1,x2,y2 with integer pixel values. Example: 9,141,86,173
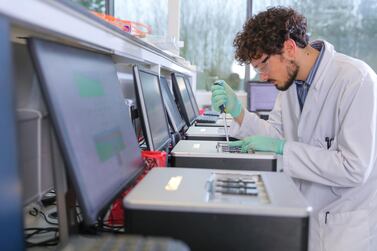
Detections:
72,0,106,13
253,0,377,72
180,1,247,91
114,0,168,36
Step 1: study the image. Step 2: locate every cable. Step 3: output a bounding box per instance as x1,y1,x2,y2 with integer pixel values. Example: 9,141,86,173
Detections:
28,207,58,225
76,205,83,223
25,227,58,238
24,227,59,247
97,222,124,234
39,210,58,226
138,138,146,147
26,235,59,247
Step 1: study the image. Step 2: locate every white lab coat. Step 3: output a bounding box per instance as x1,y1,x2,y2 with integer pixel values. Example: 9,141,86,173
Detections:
230,40,377,251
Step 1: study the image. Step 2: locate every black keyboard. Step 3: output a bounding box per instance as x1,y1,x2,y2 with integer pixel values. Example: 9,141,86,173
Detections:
203,110,220,117
195,115,218,123
61,234,190,251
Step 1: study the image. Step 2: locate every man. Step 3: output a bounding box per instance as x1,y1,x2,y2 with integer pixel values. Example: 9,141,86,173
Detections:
211,7,377,251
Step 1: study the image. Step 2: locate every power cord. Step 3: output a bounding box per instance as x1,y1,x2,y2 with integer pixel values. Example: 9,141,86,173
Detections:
28,207,58,225
24,227,59,247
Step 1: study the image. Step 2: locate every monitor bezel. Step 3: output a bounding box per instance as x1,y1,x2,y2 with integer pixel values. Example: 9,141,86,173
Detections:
171,72,196,127
159,76,186,133
29,38,145,225
133,66,171,151
184,76,200,117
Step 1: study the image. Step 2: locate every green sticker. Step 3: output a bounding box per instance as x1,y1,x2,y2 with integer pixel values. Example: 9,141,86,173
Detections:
94,129,125,162
75,74,104,97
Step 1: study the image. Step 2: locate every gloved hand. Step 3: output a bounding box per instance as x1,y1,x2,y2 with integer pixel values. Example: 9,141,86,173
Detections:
229,135,285,155
211,80,242,117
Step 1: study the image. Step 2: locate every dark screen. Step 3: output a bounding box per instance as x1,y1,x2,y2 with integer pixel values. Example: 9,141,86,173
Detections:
184,77,200,116
172,73,196,126
134,67,171,151
159,76,186,133
0,17,25,251
29,38,144,225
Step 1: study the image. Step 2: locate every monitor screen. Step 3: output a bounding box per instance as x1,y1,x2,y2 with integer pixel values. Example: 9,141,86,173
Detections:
184,77,200,117
29,38,144,225
0,17,25,251
133,66,171,151
171,73,196,126
249,82,279,112
159,76,186,133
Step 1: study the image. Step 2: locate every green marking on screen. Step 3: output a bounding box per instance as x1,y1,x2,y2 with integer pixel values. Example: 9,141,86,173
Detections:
74,74,104,97
94,129,126,162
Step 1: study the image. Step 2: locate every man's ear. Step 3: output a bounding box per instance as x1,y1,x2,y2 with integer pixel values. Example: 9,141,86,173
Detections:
283,39,297,59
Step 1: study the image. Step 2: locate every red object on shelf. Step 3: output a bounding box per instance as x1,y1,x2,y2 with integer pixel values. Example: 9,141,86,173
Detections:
199,108,205,115
91,11,152,38
142,150,167,169
107,150,166,226
107,189,131,225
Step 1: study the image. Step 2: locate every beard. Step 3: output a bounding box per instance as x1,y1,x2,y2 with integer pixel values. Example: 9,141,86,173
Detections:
275,60,299,91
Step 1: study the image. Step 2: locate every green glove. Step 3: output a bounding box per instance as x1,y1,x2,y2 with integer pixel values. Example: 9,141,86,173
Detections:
211,80,242,117
229,135,285,155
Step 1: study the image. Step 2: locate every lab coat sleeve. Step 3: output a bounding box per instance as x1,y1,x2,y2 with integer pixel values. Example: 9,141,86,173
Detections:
283,73,377,187
229,92,284,139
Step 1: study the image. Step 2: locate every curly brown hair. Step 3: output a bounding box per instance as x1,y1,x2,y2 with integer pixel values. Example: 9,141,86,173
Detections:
233,7,309,65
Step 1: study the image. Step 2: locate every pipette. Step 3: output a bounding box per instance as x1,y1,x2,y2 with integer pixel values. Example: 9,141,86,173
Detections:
214,83,230,145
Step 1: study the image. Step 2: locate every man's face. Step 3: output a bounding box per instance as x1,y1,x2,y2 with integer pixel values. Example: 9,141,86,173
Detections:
252,54,299,91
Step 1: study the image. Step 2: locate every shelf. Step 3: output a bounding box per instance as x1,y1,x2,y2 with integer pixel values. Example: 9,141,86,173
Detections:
0,0,195,76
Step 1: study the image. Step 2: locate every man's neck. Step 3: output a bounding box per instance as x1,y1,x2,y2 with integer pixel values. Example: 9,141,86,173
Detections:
296,45,320,81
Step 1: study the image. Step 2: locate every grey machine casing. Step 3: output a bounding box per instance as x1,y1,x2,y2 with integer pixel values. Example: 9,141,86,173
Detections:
184,125,236,141
170,140,277,171
124,167,311,251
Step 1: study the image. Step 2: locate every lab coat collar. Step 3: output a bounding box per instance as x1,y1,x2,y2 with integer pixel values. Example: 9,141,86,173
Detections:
297,40,337,139
285,40,337,132
310,40,336,91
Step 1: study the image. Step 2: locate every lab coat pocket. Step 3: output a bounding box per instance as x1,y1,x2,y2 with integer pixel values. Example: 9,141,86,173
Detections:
322,210,369,251
313,138,327,149
313,136,336,150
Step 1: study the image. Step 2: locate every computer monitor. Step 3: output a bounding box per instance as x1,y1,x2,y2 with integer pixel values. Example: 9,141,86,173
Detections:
29,38,144,225
159,76,186,133
133,67,171,151
0,17,25,251
184,77,200,117
171,73,196,127
248,81,279,112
